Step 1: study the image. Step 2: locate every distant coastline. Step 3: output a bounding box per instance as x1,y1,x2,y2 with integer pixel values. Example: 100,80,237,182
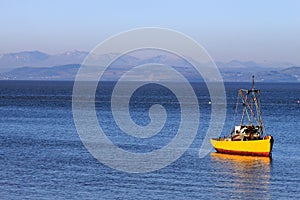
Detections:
0,64,299,82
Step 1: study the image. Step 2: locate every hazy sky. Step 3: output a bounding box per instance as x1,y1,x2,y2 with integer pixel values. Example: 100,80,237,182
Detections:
1,0,300,64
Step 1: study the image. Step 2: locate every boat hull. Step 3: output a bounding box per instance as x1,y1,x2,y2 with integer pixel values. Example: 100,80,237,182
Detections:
210,135,274,157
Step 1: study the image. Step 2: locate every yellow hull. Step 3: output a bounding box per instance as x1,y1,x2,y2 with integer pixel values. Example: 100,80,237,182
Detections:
210,135,274,157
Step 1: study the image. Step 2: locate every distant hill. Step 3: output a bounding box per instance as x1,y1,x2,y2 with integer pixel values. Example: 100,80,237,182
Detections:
0,64,80,80
219,65,300,82
0,50,88,72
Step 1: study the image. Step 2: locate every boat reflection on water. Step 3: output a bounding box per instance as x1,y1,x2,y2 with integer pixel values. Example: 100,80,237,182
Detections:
210,153,271,199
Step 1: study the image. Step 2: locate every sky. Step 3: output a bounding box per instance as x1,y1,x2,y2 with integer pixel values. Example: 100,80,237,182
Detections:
1,0,300,64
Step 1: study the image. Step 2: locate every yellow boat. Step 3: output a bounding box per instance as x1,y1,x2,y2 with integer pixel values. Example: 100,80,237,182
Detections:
211,76,274,157
210,135,274,157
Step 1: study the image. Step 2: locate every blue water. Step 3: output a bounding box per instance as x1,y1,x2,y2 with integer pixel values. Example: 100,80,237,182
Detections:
1,81,300,199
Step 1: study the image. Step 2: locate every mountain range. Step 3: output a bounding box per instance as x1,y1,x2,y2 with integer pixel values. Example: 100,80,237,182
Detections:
0,50,299,82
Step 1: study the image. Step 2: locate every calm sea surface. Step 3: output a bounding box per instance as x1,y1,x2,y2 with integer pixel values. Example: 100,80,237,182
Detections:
1,81,300,199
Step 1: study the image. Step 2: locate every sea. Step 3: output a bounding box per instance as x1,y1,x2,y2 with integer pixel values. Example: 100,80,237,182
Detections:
1,80,300,199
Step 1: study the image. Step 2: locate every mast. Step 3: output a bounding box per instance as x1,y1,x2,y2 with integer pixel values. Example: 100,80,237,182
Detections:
251,75,265,134
252,75,255,90
235,75,265,135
